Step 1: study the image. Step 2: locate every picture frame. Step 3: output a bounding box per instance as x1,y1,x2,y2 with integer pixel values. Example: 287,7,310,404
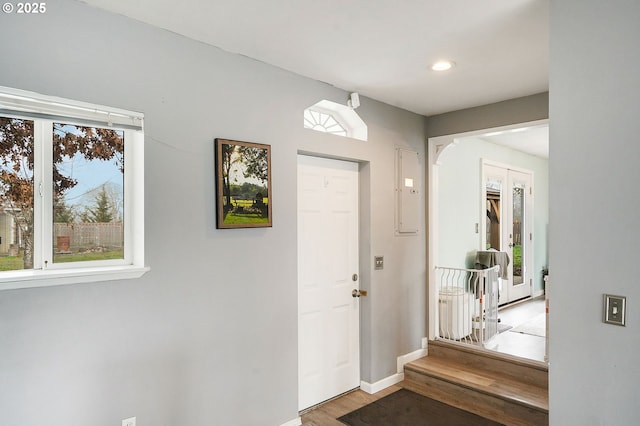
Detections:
215,138,272,229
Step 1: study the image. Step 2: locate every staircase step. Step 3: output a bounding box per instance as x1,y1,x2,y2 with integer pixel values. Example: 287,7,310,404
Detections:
403,341,548,426
427,339,548,389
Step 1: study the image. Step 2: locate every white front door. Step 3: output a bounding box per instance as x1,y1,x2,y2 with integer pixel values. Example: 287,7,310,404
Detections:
297,155,360,411
483,163,533,304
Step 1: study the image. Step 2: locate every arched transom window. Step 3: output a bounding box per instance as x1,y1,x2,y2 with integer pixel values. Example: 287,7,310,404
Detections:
303,109,347,136
303,99,368,141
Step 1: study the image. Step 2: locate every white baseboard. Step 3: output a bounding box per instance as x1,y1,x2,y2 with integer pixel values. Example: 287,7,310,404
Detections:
360,345,429,395
360,372,404,394
279,417,302,426
396,347,428,374
533,289,544,298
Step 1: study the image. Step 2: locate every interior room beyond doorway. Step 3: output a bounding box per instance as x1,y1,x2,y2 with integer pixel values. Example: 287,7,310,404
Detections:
428,121,549,363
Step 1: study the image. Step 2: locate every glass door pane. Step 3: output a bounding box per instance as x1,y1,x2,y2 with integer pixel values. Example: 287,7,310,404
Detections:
512,183,525,285
486,179,502,250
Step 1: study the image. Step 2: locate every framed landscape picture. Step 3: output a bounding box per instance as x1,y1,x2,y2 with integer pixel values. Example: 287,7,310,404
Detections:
215,138,272,229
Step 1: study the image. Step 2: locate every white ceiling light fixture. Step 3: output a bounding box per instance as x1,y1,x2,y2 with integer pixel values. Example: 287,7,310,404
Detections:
431,60,455,72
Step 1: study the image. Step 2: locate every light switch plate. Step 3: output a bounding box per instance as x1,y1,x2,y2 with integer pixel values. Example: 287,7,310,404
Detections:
122,417,136,426
604,294,626,326
374,256,384,270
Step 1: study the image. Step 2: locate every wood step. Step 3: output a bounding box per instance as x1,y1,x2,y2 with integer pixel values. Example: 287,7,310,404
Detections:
403,340,548,426
427,339,548,389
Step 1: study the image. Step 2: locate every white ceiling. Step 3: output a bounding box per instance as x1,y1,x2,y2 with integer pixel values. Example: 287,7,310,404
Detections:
477,125,549,159
80,0,549,117
79,0,550,157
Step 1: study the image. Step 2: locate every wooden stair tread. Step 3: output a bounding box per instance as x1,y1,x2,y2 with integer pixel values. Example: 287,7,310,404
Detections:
405,356,548,412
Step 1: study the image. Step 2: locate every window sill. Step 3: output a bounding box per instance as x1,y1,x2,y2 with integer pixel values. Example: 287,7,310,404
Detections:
0,265,150,291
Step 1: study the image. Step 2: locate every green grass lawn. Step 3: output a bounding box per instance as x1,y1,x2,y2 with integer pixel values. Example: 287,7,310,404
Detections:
223,213,269,225
513,244,522,267
0,256,25,271
54,250,124,263
0,250,124,270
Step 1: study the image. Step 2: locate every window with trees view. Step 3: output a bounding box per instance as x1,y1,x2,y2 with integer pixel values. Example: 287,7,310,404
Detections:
0,86,146,290
0,117,34,270
52,123,125,265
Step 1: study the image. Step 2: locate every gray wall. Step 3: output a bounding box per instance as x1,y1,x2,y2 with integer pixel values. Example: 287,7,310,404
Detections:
426,92,549,138
549,1,640,424
0,1,426,425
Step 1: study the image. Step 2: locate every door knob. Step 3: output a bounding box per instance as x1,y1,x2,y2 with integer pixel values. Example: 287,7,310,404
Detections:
352,289,368,298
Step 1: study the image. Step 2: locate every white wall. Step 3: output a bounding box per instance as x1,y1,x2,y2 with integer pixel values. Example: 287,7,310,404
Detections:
550,1,640,424
0,1,426,425
437,137,549,293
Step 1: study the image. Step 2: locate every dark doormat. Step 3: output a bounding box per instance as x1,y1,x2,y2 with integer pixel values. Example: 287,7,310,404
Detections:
338,388,505,426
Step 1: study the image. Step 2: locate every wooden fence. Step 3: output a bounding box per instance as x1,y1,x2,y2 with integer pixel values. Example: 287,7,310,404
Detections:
54,222,123,251
513,220,522,245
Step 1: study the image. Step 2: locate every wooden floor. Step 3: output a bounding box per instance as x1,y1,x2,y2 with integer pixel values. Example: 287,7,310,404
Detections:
300,385,402,426
301,298,548,425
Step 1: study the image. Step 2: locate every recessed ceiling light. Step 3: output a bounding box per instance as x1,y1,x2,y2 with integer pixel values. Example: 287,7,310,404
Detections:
431,60,455,71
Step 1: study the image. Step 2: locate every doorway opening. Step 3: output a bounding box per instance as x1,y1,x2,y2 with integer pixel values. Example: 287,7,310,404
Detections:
427,120,549,363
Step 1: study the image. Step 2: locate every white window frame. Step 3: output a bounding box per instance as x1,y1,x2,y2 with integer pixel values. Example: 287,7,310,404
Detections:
0,86,148,291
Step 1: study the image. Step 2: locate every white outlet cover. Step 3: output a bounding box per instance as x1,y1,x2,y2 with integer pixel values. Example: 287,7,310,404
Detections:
122,417,136,426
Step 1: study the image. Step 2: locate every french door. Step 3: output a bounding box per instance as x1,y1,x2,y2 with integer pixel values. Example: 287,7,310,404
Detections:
483,163,533,305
